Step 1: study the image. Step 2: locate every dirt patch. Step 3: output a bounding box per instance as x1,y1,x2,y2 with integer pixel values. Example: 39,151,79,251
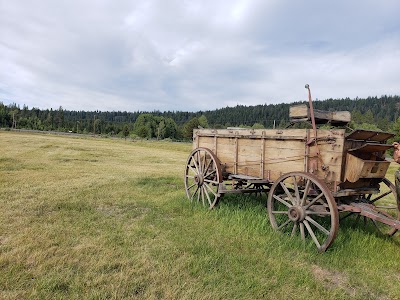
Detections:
311,265,394,299
311,264,356,296
96,204,150,219
96,204,125,216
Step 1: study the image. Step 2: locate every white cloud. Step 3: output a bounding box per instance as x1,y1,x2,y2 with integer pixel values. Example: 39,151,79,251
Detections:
1,0,400,112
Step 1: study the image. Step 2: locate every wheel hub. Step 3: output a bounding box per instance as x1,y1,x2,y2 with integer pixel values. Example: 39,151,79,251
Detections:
194,174,204,186
288,206,305,222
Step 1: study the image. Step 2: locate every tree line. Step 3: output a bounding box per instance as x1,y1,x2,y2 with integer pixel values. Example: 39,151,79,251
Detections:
1,94,400,140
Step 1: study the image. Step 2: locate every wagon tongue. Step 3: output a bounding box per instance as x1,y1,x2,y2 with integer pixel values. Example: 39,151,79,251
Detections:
338,202,400,230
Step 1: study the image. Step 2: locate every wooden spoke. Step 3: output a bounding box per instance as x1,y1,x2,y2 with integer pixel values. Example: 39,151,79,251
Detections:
204,187,213,207
369,190,392,204
201,186,205,206
186,183,198,193
193,154,200,174
340,211,355,221
301,179,311,206
278,219,292,230
191,186,199,202
204,181,218,197
291,223,298,237
204,169,217,180
305,216,330,235
279,182,296,204
300,223,305,242
273,194,292,208
306,211,332,216
204,159,213,175
371,219,381,231
201,154,206,173
197,186,201,202
304,192,325,210
304,220,321,249
203,178,219,185
292,176,300,205
187,164,197,175
272,210,289,215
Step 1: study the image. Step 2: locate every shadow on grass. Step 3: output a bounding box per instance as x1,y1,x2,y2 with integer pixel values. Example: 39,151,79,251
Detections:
217,192,267,210
136,175,182,192
337,212,400,246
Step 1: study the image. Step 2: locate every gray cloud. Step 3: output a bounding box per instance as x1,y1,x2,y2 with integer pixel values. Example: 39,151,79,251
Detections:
1,0,400,112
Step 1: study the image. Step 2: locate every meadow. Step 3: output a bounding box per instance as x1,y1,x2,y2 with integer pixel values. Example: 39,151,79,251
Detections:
0,131,399,299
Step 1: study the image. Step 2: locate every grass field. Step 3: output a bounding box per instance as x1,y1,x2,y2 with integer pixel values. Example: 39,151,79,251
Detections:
1,131,400,299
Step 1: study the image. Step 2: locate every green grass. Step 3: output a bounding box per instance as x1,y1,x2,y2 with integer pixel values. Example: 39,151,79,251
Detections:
1,131,400,299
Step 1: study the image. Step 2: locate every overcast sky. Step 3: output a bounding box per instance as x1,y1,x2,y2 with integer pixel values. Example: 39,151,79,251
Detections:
1,1,399,112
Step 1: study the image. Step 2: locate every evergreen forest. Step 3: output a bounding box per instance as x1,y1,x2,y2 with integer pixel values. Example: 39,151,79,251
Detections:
1,95,400,141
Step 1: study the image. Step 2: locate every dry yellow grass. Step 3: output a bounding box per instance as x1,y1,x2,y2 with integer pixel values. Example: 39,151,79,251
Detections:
1,131,400,299
0,132,191,299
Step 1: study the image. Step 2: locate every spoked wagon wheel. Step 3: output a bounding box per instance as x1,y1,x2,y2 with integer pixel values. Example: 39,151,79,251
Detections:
356,178,399,236
267,172,339,252
184,147,222,209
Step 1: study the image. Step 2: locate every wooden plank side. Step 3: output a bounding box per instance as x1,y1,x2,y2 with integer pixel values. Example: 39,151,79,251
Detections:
212,137,236,156
237,164,261,177
214,135,307,179
194,128,347,185
263,139,305,181
196,136,215,151
237,138,262,178
210,137,236,173
237,138,263,178
237,139,263,157
237,138,308,179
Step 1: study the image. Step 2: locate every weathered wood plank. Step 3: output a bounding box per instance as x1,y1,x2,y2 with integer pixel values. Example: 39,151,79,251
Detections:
344,153,390,182
289,104,351,124
289,105,309,119
194,128,347,184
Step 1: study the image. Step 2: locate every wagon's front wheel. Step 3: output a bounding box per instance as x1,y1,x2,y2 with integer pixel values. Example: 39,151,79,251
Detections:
184,147,222,209
267,172,339,252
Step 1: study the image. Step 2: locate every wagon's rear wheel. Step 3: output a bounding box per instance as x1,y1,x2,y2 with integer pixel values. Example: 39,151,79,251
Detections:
184,147,222,209
267,172,339,252
360,178,399,236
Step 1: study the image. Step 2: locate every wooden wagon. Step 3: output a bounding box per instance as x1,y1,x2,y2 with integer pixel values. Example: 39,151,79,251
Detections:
184,85,400,252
